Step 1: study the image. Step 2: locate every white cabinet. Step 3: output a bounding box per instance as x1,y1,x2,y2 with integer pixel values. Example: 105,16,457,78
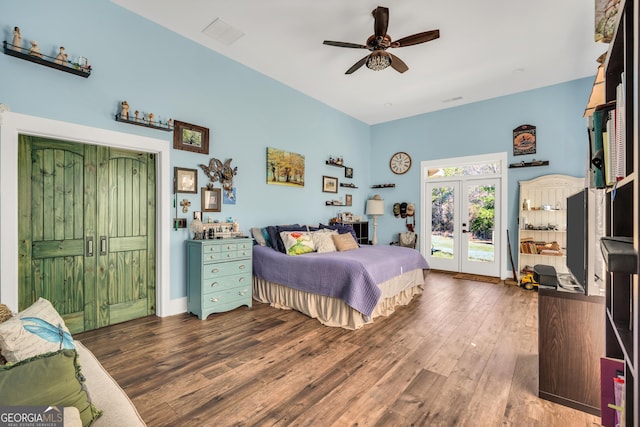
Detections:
517,174,583,281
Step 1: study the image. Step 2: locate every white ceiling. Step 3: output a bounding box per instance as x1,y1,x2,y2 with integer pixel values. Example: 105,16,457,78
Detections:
112,0,607,125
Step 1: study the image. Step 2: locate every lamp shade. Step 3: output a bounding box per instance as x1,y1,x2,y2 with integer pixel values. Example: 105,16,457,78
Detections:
366,196,385,216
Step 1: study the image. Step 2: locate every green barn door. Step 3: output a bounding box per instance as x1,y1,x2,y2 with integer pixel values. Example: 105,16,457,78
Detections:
18,136,156,333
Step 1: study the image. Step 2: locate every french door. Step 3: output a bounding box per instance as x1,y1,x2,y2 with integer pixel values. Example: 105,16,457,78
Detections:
18,135,156,333
425,177,501,277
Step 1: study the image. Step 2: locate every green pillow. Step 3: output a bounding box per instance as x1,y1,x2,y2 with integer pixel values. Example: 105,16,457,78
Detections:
0,349,102,427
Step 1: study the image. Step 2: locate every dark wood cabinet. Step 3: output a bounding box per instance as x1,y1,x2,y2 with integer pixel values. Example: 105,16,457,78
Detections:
538,288,605,415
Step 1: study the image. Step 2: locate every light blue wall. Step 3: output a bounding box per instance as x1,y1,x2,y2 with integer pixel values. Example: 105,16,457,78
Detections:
370,78,592,262
2,1,370,300
2,1,593,301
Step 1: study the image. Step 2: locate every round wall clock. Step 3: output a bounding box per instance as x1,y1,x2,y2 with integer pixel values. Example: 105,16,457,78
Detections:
390,152,412,175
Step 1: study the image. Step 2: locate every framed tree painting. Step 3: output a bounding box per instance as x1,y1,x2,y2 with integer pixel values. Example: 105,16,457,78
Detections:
266,147,305,187
173,120,209,154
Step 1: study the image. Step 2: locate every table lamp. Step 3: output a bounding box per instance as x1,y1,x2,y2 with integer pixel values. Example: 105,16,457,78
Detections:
365,195,384,245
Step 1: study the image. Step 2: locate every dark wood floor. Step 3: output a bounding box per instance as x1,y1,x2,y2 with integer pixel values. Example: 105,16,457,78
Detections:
75,271,602,427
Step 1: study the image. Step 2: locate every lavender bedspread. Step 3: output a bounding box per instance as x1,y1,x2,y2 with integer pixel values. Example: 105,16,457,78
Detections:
252,245,429,316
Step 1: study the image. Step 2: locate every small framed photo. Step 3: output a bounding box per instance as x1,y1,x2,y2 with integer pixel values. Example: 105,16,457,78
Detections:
174,167,197,193
322,175,338,193
344,167,353,178
202,187,221,212
173,120,209,154
345,194,353,206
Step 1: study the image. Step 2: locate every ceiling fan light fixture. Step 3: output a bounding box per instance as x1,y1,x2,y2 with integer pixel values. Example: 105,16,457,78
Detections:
366,51,391,71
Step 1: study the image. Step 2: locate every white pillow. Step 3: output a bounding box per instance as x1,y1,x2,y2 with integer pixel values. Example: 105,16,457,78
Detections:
0,298,74,363
312,230,337,253
280,231,315,255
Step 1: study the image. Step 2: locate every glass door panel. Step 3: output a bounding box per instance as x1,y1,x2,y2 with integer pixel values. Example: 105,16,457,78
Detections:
426,181,459,271
461,179,499,276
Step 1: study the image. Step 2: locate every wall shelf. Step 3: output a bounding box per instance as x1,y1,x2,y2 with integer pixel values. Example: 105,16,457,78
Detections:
3,41,91,78
509,160,549,168
340,183,358,188
371,184,395,188
115,113,173,132
325,161,346,168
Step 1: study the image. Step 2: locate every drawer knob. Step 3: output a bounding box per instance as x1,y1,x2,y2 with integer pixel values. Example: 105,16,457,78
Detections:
211,268,219,273
210,282,219,287
226,253,232,258
210,297,218,302
239,264,246,269
238,277,245,282
238,290,247,296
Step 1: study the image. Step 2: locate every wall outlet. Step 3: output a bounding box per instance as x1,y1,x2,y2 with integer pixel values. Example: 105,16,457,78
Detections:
173,218,186,229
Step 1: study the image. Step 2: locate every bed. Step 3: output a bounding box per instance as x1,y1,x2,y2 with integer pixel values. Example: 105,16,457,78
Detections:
252,235,429,329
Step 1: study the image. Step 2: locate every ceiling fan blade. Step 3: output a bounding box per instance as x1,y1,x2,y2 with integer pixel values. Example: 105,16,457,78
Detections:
323,40,368,49
345,55,369,74
389,53,409,73
392,30,440,48
373,6,389,38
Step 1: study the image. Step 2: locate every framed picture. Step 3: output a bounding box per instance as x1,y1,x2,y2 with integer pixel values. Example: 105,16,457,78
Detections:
173,120,209,154
513,124,536,156
174,167,197,193
344,167,353,178
201,187,221,212
322,175,338,193
266,147,305,187
345,194,353,206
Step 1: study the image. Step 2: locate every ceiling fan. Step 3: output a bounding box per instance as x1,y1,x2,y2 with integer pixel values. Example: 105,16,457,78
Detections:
323,6,440,74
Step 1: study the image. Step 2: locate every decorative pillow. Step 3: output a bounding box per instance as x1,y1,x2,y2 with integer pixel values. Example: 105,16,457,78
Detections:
0,349,102,427
319,223,359,245
280,231,315,255
312,230,338,253
332,232,359,252
251,227,267,246
0,298,74,364
266,224,308,253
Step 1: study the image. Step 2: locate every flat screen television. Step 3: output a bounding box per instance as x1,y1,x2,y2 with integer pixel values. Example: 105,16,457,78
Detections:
565,188,606,296
566,189,586,290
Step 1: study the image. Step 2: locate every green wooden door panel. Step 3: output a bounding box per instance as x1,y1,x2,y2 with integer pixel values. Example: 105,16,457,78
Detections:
18,136,156,332
109,236,148,252
31,240,84,258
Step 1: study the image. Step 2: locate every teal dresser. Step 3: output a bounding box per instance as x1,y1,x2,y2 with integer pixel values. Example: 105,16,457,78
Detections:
186,238,253,320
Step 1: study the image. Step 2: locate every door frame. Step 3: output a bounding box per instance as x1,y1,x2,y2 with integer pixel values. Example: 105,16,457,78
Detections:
0,111,172,316
420,152,508,279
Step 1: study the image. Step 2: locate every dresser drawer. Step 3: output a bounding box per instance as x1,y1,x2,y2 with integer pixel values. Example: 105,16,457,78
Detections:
203,249,251,262
203,260,250,279
201,286,252,309
201,273,251,295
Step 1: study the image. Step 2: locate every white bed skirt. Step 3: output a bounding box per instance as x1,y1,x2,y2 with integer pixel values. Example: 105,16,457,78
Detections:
252,268,426,330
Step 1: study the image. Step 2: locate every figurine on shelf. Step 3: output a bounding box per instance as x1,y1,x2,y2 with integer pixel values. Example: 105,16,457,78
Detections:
134,110,140,122
54,46,68,65
28,40,42,58
120,101,130,120
148,113,154,125
168,118,174,130
11,27,21,51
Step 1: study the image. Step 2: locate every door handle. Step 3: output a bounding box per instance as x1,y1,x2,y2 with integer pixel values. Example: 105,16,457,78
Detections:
86,236,94,257
100,236,107,256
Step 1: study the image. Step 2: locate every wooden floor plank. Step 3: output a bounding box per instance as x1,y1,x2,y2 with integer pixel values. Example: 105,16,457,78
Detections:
75,271,602,427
